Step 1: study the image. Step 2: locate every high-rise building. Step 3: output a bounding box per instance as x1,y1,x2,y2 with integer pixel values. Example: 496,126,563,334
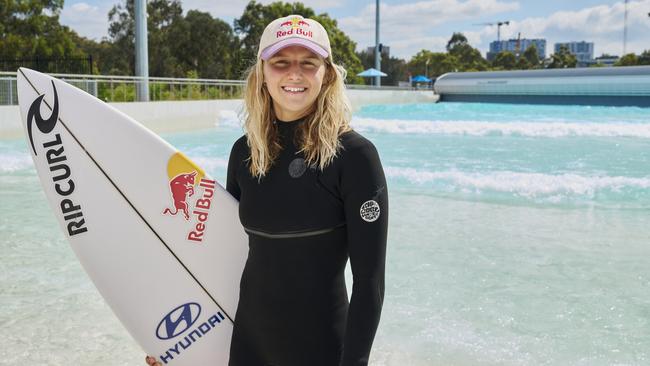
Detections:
554,41,594,67
487,39,546,61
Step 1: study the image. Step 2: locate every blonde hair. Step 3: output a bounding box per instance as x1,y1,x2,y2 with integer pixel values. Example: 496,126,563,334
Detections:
241,56,352,178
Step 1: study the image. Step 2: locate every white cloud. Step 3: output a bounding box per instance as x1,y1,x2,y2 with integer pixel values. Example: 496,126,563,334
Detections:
71,3,92,12
180,0,342,19
60,1,113,40
338,0,520,59
474,0,650,57
59,0,650,63
60,0,345,41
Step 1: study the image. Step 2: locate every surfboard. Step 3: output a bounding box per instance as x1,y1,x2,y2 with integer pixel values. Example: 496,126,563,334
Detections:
17,67,248,365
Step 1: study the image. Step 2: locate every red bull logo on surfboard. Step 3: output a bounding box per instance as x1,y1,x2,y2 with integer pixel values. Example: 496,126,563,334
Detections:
163,152,215,243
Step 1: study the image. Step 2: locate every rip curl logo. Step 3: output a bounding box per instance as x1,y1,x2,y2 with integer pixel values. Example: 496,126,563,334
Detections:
360,200,380,222
27,80,59,155
288,157,307,178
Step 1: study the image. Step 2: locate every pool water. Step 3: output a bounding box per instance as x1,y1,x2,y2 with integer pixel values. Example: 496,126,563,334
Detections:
1,102,649,365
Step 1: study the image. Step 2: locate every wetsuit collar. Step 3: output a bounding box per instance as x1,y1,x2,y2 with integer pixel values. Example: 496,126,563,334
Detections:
274,116,307,125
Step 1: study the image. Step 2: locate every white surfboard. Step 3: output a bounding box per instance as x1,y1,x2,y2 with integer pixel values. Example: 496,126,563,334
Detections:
17,67,248,365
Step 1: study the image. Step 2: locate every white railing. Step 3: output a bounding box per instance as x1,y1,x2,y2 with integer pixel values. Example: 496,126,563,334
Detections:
0,71,428,105
0,71,246,105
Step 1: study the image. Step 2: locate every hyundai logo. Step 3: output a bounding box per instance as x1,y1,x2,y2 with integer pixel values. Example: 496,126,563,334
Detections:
156,302,202,340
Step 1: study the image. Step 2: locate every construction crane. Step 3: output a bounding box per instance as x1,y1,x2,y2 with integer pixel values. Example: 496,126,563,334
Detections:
474,21,510,42
515,32,521,56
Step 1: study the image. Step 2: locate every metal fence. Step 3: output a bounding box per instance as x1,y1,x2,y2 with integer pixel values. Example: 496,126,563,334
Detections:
0,71,421,105
0,56,94,74
0,72,246,105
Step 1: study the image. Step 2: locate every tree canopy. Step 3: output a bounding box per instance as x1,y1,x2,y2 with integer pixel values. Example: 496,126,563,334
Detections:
408,50,457,79
357,50,408,85
492,51,516,70
547,45,577,68
3,1,648,83
0,0,85,63
522,44,540,68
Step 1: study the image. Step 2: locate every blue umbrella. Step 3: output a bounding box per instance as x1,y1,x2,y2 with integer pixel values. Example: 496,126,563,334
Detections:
411,75,432,82
357,68,388,77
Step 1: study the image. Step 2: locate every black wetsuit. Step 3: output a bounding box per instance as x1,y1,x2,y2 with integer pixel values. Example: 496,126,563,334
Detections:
226,118,388,366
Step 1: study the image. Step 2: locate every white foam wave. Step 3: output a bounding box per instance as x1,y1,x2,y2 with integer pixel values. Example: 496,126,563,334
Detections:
215,110,243,128
0,153,33,173
352,117,650,138
385,167,650,198
191,156,229,172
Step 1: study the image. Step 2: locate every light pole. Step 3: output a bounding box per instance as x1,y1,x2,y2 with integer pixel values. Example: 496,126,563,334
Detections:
425,58,430,79
135,0,149,101
623,0,629,55
374,0,381,87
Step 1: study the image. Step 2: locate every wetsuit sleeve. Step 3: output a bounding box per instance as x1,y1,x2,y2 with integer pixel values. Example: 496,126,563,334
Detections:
226,136,245,201
339,138,388,366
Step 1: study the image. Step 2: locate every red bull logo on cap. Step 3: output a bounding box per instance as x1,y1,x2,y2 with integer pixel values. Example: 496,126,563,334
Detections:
276,16,313,39
162,152,216,243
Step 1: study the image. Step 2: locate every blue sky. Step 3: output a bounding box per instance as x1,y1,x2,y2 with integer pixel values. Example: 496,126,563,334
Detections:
60,0,650,59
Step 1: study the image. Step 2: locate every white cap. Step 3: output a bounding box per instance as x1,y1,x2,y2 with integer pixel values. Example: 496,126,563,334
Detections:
257,15,331,60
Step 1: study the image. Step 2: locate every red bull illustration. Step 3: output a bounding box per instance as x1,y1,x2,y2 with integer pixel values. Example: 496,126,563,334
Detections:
163,171,197,220
282,17,310,29
163,152,217,243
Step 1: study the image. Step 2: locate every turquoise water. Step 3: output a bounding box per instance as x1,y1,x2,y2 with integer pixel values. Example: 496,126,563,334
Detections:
2,102,650,365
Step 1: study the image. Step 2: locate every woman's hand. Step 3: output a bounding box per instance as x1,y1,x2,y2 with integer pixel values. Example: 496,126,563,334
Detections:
145,355,162,366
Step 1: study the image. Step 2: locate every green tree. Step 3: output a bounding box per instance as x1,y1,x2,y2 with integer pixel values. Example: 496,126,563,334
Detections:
450,44,489,71
70,33,115,74
492,51,516,70
547,45,577,68
0,0,86,70
108,0,186,76
522,44,540,68
357,50,408,86
515,56,531,70
408,50,457,78
446,32,468,52
615,53,638,66
638,50,650,65
445,33,488,71
234,1,364,83
168,10,240,79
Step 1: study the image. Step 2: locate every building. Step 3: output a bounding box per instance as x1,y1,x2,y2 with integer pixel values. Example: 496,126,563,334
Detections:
366,45,390,58
554,41,594,67
487,39,546,61
433,66,650,107
594,55,620,67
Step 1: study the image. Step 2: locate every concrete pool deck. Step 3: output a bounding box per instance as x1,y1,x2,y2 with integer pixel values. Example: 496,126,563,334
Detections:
0,89,438,139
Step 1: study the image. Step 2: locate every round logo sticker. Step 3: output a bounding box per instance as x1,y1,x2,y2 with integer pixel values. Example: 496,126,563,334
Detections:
288,158,307,178
360,200,380,222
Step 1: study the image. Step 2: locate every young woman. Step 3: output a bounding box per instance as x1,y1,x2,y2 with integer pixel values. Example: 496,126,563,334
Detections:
147,14,388,366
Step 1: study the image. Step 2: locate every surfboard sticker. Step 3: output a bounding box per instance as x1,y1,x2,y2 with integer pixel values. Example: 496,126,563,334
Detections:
163,153,217,242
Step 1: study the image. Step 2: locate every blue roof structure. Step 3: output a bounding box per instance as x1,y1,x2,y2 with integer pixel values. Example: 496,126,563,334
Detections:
411,75,432,82
357,68,387,77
